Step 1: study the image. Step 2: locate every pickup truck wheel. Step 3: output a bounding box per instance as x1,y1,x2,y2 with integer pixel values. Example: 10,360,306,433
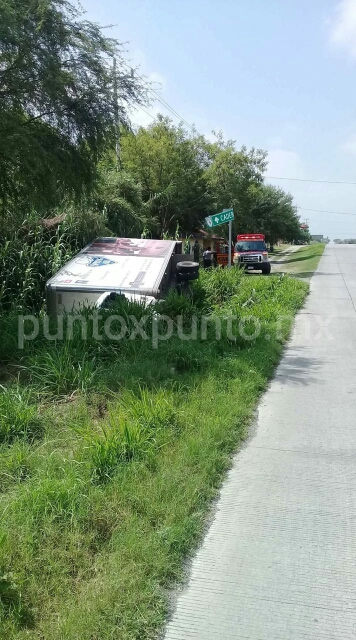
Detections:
262,264,271,275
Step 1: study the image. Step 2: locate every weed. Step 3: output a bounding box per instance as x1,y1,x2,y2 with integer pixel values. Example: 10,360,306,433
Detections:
197,266,244,308
87,389,180,482
0,570,33,629
0,442,33,491
0,270,309,640
27,345,100,398
156,289,200,318
0,386,43,445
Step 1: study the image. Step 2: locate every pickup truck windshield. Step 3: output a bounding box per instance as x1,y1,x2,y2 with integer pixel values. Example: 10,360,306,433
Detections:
235,241,266,251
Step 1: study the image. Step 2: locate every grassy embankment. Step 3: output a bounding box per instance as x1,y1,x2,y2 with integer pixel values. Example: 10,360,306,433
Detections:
269,244,293,256
275,243,326,278
0,269,308,640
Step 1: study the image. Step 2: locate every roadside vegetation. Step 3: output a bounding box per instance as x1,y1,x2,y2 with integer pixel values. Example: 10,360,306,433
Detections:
0,1,311,315
0,2,314,638
276,243,325,278
269,244,295,256
0,270,308,639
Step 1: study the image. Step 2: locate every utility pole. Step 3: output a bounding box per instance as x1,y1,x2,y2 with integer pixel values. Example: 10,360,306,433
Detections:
113,58,120,170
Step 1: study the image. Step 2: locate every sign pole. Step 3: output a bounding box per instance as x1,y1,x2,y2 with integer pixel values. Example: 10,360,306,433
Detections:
228,220,232,267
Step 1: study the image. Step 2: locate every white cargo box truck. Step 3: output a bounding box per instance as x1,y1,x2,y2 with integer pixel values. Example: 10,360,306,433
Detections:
46,237,198,315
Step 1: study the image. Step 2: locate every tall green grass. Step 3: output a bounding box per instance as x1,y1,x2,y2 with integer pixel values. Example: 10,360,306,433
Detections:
83,389,180,482
0,227,73,312
0,386,44,445
0,206,109,314
0,270,308,640
27,347,101,398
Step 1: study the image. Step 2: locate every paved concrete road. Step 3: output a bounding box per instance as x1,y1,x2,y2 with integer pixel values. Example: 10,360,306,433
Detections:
165,244,356,640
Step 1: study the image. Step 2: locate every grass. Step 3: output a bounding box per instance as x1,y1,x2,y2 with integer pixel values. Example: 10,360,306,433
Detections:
0,386,44,445
269,243,294,256
0,270,308,639
278,243,325,278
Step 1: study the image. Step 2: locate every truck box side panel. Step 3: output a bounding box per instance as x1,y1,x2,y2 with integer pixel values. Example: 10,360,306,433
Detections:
46,238,177,315
46,288,103,315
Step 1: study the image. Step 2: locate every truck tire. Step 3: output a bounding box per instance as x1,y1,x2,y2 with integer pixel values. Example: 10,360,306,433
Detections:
262,264,271,275
176,261,199,273
177,271,199,282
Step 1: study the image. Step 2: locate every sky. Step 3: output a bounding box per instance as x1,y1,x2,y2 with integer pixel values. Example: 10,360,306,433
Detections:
81,0,356,239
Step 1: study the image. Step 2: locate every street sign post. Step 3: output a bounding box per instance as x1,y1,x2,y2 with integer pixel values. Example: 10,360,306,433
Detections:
228,217,232,268
205,208,235,267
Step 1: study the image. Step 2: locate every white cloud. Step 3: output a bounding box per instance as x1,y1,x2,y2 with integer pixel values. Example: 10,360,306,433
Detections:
128,106,157,129
128,48,166,89
328,0,356,58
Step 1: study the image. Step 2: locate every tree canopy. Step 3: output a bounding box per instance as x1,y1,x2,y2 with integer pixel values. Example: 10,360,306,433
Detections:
121,116,209,237
0,0,146,210
0,0,307,313
120,118,303,244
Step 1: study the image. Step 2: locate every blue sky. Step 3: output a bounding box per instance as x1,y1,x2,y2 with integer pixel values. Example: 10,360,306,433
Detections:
82,0,356,238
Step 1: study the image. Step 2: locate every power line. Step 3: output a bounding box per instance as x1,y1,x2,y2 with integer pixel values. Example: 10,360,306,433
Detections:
116,62,356,188
267,176,356,186
115,60,356,219
297,206,356,217
131,104,156,122
123,62,196,133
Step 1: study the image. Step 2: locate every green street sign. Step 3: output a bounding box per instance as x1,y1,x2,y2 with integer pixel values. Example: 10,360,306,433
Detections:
205,208,234,228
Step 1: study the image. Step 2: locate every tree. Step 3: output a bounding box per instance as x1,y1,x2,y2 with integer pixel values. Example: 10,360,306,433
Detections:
204,141,268,233
247,184,302,246
95,153,147,238
0,0,146,211
121,116,209,237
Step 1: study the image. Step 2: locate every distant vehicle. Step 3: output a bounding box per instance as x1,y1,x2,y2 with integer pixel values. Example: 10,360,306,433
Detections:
46,237,199,315
233,234,271,274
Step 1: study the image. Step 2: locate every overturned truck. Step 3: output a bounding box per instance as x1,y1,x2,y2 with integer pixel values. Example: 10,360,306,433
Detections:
46,237,199,315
